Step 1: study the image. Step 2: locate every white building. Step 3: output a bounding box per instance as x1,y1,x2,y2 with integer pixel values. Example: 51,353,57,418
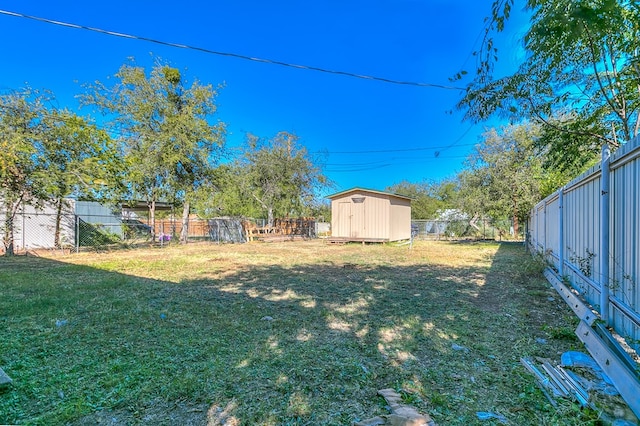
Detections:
0,199,122,252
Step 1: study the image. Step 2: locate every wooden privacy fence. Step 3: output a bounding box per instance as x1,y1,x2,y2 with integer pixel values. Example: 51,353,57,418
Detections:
153,217,317,243
243,217,316,242
153,218,209,239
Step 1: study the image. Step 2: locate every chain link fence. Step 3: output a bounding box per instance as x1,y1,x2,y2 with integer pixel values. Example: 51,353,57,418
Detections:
1,210,324,254
411,218,520,241
1,208,521,255
0,211,257,254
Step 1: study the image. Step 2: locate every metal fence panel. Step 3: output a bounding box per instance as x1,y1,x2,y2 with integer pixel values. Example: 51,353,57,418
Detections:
528,135,640,351
610,140,640,342
565,169,602,306
544,194,560,268
0,203,75,251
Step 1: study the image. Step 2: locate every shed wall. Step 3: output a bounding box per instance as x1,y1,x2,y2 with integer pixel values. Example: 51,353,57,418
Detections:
331,191,390,239
389,198,411,241
361,192,390,239
329,189,411,241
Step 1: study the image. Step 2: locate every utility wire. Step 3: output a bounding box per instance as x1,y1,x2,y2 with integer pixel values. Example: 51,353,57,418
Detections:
437,124,476,153
315,142,475,155
0,8,466,90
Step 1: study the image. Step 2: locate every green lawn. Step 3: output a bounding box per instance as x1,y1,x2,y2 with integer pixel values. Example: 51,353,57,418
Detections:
0,240,594,425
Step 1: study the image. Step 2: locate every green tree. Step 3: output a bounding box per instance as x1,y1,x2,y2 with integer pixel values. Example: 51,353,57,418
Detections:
386,180,456,219
387,181,428,219
159,67,225,243
0,89,48,255
40,109,123,247
534,114,602,181
238,131,329,226
82,58,225,242
458,123,544,236
458,0,640,161
199,164,263,219
308,198,331,222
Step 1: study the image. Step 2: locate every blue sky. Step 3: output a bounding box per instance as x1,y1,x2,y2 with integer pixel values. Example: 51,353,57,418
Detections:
0,1,528,195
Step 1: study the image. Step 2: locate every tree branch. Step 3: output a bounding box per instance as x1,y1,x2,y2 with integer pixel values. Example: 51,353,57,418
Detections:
251,193,268,211
525,96,616,147
582,21,630,141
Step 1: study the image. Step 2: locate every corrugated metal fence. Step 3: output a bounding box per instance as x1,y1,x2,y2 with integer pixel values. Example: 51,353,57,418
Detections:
529,134,640,352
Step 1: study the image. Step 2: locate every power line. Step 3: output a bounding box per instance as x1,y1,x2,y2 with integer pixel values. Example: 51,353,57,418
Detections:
437,124,476,153
0,8,466,90
324,153,468,172
314,142,475,155
325,164,392,173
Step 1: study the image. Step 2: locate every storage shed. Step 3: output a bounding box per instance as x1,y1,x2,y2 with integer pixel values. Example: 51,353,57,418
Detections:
327,188,412,242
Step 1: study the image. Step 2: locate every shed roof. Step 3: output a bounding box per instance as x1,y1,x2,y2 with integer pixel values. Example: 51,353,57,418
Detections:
326,187,412,201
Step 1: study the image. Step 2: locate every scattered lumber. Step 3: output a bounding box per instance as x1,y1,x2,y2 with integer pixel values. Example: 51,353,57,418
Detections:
243,217,316,242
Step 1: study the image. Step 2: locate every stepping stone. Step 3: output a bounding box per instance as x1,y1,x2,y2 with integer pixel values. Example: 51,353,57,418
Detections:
356,389,437,426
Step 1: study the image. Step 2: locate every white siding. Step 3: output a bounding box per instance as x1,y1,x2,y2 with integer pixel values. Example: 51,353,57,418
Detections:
0,200,75,250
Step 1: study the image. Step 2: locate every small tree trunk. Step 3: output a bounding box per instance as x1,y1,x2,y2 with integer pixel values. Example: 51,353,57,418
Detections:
3,209,15,256
512,195,519,237
267,207,274,228
180,201,189,244
54,199,63,249
150,199,156,241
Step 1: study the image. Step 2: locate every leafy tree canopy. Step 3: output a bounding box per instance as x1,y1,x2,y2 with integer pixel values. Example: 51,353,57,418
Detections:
458,123,544,235
386,180,457,219
0,88,50,255
236,131,330,226
82,57,225,241
458,0,640,152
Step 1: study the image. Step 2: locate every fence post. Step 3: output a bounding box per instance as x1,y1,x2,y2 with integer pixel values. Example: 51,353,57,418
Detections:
531,204,540,253
558,189,564,277
543,200,547,255
600,144,611,325
21,206,26,252
75,215,80,254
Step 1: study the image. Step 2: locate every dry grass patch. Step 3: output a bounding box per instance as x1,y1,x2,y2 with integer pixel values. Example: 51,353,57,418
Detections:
0,240,595,425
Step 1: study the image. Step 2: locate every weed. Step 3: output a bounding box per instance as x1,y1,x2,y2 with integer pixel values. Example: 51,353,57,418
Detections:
543,324,577,341
568,247,595,278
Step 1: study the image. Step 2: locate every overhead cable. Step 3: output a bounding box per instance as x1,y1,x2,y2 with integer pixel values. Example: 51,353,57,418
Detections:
316,142,475,155
0,8,466,90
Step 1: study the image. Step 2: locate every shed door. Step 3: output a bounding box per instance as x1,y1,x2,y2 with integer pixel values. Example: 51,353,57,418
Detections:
336,202,351,238
351,201,364,238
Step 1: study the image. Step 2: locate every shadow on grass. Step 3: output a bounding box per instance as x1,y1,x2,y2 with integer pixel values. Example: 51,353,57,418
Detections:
0,242,583,425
